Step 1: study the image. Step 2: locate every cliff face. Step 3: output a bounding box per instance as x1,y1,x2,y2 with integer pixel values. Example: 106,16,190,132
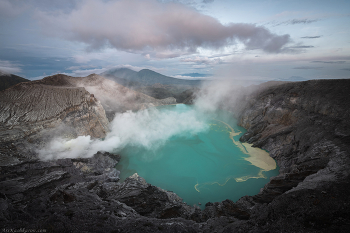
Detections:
227,79,350,232
237,79,349,176
0,82,109,142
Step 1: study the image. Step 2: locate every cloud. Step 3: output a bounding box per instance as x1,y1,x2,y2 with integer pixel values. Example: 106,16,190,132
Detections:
35,0,290,56
281,43,316,53
0,60,22,74
312,61,346,64
192,64,208,69
293,66,323,70
173,74,210,80
208,53,232,59
104,64,147,72
146,49,193,59
289,45,314,49
66,65,98,71
0,0,27,19
202,0,214,3
181,56,224,65
288,19,318,24
340,68,350,71
301,36,322,39
72,49,120,63
269,18,318,27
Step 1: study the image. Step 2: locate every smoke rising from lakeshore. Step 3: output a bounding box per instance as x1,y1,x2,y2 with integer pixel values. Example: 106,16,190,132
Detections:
38,79,244,161
38,106,209,160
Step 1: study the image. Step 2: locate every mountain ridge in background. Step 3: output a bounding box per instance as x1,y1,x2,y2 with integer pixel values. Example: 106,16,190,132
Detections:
101,68,199,102
101,68,202,86
0,73,30,91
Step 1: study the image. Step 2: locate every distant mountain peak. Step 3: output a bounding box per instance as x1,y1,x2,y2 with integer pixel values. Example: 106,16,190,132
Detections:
101,67,202,87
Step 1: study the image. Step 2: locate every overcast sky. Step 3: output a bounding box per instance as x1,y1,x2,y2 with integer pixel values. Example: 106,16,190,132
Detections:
0,0,349,82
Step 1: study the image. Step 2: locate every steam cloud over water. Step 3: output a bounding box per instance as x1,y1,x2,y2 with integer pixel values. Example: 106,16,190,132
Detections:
38,106,209,160
38,80,243,160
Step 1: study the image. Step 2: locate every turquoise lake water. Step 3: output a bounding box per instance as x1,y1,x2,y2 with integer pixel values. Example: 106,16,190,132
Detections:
115,104,279,209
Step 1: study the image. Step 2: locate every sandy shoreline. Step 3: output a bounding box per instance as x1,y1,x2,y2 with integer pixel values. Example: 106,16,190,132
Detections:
193,119,277,192
217,119,276,171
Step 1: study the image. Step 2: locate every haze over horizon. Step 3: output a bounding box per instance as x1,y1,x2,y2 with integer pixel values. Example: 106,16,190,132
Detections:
0,0,349,82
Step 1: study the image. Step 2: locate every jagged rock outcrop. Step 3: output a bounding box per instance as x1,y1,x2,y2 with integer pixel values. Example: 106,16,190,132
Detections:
0,82,109,142
109,173,200,220
0,149,202,232
223,79,350,232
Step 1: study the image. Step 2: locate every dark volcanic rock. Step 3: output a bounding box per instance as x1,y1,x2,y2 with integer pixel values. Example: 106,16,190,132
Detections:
0,73,30,91
226,79,350,232
109,173,198,219
0,150,201,232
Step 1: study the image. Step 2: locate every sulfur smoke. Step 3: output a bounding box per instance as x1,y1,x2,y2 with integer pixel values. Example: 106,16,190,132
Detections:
38,79,244,161
38,106,209,160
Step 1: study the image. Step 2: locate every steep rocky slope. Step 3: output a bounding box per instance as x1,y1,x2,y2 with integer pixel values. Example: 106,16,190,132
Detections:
0,82,109,143
226,79,350,232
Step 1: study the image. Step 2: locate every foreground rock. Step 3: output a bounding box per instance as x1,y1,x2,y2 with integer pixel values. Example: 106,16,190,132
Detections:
0,149,202,232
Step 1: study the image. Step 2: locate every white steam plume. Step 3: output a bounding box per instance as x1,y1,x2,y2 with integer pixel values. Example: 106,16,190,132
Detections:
194,79,243,113
38,78,250,161
38,106,209,160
